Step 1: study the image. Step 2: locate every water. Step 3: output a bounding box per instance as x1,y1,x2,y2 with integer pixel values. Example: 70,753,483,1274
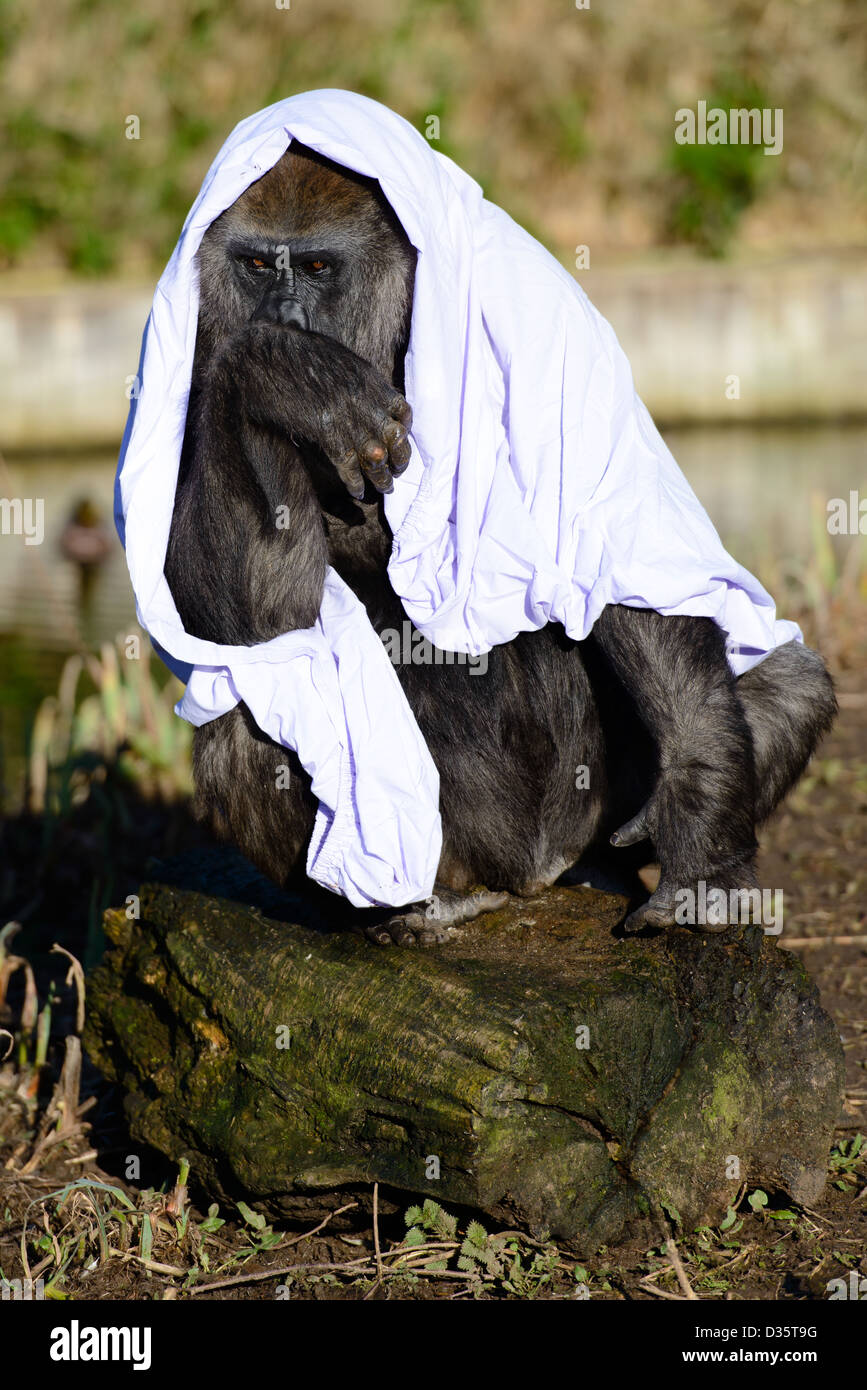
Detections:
664,423,866,574
1,424,864,785
0,452,137,794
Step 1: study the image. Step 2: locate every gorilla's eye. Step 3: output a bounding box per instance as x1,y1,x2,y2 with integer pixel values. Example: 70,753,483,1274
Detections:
240,255,273,274
301,260,328,274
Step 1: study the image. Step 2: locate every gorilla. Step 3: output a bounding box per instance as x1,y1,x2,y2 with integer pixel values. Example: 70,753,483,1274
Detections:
165,143,836,943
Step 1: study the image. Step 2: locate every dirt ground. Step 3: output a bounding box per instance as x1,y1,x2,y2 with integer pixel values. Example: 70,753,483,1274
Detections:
0,656,864,1303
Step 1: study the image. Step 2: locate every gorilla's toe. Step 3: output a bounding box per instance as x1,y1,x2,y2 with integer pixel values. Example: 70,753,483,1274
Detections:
364,910,426,947
622,892,676,934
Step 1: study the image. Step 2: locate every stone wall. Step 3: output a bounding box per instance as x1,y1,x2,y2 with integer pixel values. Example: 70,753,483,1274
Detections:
1,256,864,450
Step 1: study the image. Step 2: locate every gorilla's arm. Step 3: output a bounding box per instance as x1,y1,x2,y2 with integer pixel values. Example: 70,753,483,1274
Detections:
166,322,412,645
240,322,413,497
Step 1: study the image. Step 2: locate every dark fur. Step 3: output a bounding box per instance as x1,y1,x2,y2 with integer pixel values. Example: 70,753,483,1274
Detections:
165,144,836,938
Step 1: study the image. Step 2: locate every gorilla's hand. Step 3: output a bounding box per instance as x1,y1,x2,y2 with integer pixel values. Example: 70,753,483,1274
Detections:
318,364,412,501
226,322,413,500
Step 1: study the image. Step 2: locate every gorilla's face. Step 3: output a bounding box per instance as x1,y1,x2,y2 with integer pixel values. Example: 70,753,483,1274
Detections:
196,143,416,382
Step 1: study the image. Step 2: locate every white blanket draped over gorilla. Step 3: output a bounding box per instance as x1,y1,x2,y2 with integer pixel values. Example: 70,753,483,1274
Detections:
115,89,801,909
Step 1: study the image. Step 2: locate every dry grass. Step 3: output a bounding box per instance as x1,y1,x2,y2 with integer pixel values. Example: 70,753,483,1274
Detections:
1,0,864,274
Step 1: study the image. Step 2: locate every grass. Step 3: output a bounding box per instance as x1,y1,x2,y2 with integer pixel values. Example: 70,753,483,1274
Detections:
0,0,864,274
26,633,193,819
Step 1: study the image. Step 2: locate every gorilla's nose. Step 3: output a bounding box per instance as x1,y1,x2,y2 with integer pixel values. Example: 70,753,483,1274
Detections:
251,290,309,330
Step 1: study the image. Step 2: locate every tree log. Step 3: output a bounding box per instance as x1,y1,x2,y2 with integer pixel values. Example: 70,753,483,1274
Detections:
84,853,844,1246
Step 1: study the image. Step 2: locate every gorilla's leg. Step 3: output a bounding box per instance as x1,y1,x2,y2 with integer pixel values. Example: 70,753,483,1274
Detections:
732,640,836,823
334,623,607,946
190,705,318,887
590,606,760,932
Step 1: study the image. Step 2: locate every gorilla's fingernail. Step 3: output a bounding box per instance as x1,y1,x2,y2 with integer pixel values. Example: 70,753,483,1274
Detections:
610,831,622,846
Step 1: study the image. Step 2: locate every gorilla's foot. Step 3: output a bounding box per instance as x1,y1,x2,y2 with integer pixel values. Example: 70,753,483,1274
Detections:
623,861,762,936
364,886,509,948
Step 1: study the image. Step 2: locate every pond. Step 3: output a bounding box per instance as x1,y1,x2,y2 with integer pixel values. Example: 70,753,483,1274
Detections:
1,423,864,801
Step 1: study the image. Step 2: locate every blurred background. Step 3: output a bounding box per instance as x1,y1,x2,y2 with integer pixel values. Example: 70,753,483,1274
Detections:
0,0,864,946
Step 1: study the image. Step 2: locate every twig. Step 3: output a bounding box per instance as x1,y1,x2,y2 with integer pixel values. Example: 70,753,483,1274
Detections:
187,1202,360,1293
664,1234,698,1299
189,1258,373,1293
640,1263,675,1282
388,1238,459,1266
109,1249,187,1277
650,1198,698,1300
363,1182,385,1301
188,1249,479,1296
279,1201,358,1248
638,1279,687,1300
372,1182,383,1281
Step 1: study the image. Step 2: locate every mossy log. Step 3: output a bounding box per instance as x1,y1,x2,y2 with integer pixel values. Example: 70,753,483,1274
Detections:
85,854,844,1247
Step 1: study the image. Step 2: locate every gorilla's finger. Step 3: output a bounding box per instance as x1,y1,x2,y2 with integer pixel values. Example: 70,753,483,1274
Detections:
365,911,424,946
383,419,406,448
359,441,394,493
335,449,366,500
390,438,412,473
362,464,395,493
390,397,412,429
365,923,396,947
384,421,411,473
391,915,421,946
416,921,451,945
